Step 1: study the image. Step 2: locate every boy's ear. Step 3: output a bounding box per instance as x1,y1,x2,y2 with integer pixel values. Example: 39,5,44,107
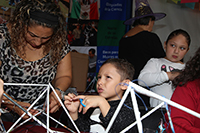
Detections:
121,79,131,90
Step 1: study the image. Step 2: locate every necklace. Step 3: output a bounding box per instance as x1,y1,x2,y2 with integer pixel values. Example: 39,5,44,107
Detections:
26,44,36,51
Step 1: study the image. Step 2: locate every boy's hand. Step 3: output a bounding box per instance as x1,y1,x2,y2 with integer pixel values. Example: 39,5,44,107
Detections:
76,95,110,116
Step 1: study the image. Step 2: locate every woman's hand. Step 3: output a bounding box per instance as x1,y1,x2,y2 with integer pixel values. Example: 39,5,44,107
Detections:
2,92,40,120
64,93,79,113
50,52,72,113
48,90,62,113
13,101,39,120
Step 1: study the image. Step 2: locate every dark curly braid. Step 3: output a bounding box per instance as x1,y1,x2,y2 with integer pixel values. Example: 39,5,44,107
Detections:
8,0,67,64
173,47,200,87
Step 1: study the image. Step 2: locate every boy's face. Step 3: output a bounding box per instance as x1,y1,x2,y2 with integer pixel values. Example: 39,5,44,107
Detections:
96,63,124,101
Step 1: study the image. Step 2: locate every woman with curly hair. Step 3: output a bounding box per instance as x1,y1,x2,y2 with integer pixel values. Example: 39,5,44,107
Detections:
165,47,200,132
0,0,72,121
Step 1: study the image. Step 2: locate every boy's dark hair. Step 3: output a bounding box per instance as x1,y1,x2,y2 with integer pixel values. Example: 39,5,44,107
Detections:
132,16,155,27
102,58,135,81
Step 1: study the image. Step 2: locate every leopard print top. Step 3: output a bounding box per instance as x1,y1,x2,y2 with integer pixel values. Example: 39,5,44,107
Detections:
0,23,70,106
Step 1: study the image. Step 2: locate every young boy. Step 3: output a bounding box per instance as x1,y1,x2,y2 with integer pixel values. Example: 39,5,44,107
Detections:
64,58,138,132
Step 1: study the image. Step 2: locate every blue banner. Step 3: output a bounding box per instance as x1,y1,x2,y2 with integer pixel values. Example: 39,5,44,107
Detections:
100,0,127,21
96,0,129,73
96,46,119,72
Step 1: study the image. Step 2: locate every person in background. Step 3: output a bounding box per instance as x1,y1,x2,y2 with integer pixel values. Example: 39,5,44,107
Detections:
88,48,97,73
84,22,92,46
79,23,86,46
138,29,190,107
118,0,166,106
89,21,98,46
72,24,81,46
67,29,74,45
164,47,200,133
0,0,72,121
64,58,138,132
86,48,97,92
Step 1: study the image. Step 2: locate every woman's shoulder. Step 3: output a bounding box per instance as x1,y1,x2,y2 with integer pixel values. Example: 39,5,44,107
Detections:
172,79,200,105
139,30,157,35
132,31,159,40
120,31,149,41
175,79,200,95
186,79,200,88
